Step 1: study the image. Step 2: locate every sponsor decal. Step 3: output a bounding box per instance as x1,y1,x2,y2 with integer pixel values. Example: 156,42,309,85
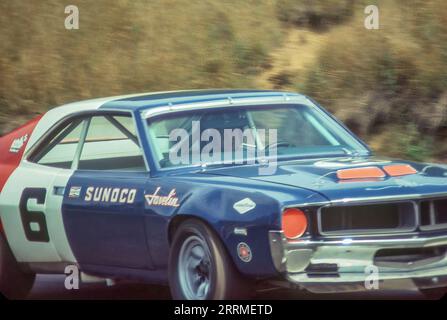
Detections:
234,227,248,236
84,186,137,204
9,134,28,153
68,186,82,198
237,242,252,263
233,198,256,214
145,187,180,207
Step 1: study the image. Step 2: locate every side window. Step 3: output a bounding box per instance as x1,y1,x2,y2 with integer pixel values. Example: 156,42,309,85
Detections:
78,116,146,171
35,120,85,169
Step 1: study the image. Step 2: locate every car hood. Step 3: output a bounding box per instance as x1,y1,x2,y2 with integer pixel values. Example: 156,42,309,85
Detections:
203,157,447,203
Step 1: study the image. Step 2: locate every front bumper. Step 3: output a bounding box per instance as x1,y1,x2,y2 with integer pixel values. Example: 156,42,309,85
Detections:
269,231,447,293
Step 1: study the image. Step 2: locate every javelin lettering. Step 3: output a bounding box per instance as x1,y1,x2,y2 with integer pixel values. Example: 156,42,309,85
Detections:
145,187,180,207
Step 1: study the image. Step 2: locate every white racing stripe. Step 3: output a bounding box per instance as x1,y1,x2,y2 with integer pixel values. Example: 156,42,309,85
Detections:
0,161,75,262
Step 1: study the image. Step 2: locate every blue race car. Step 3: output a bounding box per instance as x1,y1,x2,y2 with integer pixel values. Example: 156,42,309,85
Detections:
1,90,447,299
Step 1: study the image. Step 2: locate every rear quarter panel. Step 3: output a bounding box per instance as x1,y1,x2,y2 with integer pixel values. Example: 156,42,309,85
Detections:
0,116,42,193
0,116,42,234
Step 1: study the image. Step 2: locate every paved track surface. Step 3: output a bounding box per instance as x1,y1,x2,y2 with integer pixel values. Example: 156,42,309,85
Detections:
27,275,428,300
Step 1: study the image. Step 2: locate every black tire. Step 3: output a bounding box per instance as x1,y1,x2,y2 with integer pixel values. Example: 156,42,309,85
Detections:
0,234,35,299
169,219,252,300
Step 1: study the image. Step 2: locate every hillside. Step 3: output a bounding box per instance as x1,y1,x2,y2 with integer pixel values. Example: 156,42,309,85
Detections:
0,0,282,134
2,0,447,162
257,0,447,162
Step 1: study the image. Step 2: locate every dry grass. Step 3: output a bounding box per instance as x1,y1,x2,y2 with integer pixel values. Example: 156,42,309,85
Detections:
0,0,282,134
255,28,334,88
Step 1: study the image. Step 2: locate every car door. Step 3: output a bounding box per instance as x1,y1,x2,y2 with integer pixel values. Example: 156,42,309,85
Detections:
0,118,86,264
62,114,153,270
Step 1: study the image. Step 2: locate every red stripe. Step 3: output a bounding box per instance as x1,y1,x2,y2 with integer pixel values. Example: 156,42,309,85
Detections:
0,115,42,193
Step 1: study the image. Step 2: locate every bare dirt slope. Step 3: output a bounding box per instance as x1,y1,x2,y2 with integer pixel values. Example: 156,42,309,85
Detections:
255,28,334,89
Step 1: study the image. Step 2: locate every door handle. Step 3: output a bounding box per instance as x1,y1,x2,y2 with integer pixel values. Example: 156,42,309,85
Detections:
53,186,65,196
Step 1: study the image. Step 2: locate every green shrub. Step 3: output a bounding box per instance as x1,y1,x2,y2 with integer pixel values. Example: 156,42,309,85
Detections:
233,41,269,74
400,125,434,162
276,0,354,28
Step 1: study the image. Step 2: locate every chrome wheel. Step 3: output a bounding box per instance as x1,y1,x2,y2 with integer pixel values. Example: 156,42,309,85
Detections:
178,235,212,300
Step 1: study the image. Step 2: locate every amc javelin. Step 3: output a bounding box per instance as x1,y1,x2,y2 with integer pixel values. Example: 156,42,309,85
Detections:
1,90,447,300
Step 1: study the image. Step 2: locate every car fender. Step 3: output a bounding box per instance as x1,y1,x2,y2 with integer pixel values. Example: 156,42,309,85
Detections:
174,186,281,277
148,175,324,278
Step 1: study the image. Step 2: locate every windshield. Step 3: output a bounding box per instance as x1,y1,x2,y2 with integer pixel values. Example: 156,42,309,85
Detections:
145,104,369,169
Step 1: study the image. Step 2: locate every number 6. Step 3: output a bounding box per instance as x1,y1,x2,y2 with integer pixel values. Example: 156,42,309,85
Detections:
19,188,49,242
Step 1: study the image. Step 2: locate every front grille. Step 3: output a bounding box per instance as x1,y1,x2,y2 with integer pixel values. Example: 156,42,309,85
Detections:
420,199,447,231
374,246,447,268
318,202,417,235
316,197,447,236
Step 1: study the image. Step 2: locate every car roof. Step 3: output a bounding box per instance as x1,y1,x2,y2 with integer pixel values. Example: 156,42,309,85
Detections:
27,90,305,150
100,89,304,111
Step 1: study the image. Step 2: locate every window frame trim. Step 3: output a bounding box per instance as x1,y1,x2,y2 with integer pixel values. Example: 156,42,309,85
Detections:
30,119,87,169
144,103,371,172
71,118,90,170
26,110,150,173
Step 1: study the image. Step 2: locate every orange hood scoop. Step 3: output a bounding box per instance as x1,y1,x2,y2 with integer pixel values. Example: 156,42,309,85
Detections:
336,167,386,180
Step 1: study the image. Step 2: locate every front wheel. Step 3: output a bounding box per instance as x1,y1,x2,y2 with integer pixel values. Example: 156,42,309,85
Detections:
0,234,35,299
169,219,252,300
